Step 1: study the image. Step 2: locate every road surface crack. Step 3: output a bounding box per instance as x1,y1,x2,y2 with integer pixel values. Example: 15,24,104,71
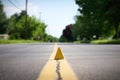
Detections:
56,60,62,80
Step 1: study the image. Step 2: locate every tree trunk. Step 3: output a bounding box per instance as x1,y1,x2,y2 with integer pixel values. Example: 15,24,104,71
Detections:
114,23,119,39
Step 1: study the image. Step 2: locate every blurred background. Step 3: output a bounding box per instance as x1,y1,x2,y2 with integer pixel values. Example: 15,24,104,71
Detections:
0,0,120,44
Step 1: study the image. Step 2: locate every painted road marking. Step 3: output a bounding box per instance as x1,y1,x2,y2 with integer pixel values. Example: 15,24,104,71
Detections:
37,43,78,80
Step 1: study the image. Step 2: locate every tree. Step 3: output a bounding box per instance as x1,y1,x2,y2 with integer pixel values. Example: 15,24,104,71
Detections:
0,1,7,34
73,0,119,40
7,10,47,40
31,17,47,40
44,35,58,42
7,12,25,39
102,0,120,39
59,24,73,42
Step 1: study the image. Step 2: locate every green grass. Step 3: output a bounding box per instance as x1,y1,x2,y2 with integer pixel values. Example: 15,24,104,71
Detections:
91,39,120,44
74,39,120,44
1,39,120,44
0,39,40,44
74,40,90,44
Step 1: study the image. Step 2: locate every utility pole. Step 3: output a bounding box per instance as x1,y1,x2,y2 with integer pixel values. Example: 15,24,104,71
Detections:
39,12,41,21
25,0,28,40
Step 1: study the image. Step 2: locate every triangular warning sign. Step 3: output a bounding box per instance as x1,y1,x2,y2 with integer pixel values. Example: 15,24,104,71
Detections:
54,47,64,60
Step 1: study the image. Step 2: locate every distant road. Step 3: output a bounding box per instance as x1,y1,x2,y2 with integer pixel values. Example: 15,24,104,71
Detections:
0,43,120,80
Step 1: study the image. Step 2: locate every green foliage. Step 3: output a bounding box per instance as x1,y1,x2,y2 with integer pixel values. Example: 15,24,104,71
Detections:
7,11,47,41
28,16,47,40
59,35,68,42
7,12,25,39
45,35,58,42
73,0,120,40
0,1,7,34
0,2,56,42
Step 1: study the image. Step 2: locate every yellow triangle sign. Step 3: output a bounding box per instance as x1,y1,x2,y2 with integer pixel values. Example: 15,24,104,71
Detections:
54,47,64,60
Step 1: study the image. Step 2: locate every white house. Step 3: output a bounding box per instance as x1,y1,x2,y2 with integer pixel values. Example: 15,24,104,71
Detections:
0,34,9,40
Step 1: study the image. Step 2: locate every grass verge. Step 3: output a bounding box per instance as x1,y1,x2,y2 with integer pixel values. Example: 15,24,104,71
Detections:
91,39,120,44
0,39,40,44
74,39,120,44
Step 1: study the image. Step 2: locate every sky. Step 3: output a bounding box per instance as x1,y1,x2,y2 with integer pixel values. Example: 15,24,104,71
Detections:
1,0,79,38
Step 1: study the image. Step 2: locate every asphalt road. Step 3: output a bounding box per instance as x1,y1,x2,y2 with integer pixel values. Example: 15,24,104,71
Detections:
0,43,120,80
0,43,54,80
59,43,120,80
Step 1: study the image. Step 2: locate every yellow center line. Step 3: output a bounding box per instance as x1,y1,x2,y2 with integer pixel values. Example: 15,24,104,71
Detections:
49,43,58,60
36,43,78,80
